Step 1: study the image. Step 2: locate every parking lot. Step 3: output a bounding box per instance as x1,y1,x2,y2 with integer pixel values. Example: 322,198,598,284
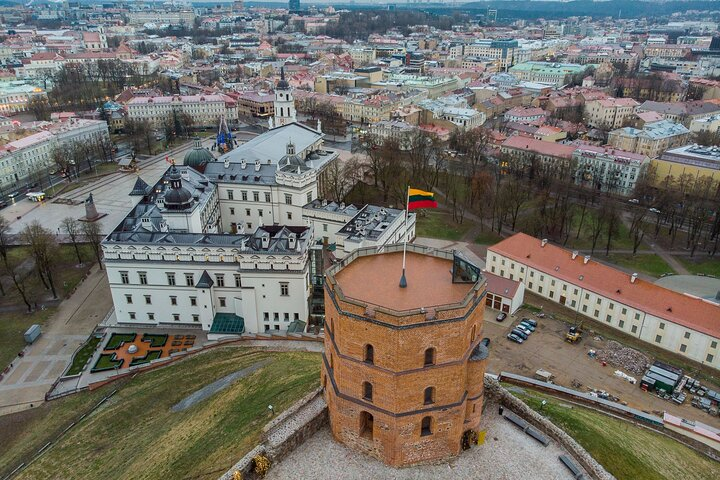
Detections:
481,305,720,429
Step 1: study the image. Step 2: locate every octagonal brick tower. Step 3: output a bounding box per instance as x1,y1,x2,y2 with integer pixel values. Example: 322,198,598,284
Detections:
321,244,488,467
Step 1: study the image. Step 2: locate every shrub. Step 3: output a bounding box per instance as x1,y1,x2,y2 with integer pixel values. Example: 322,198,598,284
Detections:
253,454,270,477
232,471,243,480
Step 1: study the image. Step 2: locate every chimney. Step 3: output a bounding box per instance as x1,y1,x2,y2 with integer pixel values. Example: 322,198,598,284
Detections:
255,160,261,172
288,232,297,250
571,250,578,260
241,159,247,169
541,238,548,247
223,158,230,169
583,255,590,264
630,273,638,284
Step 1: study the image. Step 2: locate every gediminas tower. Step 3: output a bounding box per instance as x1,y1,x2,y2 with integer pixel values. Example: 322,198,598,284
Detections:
321,244,488,467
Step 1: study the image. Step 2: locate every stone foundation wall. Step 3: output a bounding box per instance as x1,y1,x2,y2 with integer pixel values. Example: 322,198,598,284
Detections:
484,376,615,480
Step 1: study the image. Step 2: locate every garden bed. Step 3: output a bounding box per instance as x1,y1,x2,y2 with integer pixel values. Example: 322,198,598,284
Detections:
129,350,163,367
91,353,123,373
66,336,103,376
104,333,136,350
141,333,168,348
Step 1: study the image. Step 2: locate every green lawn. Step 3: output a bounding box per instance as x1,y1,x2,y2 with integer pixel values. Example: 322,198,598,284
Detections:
511,387,720,480
415,210,471,241
104,333,137,350
600,253,676,278
129,350,163,366
91,353,123,373
141,333,168,348
474,230,503,245
679,257,720,277
66,335,102,376
0,309,56,371
2,348,320,480
564,209,646,252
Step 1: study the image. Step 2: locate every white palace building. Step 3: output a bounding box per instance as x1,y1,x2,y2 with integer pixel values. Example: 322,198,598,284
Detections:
102,86,415,336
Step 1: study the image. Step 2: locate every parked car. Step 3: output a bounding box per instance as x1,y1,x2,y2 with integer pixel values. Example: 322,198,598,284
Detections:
523,318,538,328
496,312,507,322
515,325,532,337
519,321,535,332
511,328,528,340
628,198,640,204
649,207,661,214
507,333,524,344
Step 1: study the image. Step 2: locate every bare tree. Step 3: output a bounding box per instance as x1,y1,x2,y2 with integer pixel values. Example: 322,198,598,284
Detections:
82,221,104,270
0,217,31,310
21,222,59,299
61,217,83,264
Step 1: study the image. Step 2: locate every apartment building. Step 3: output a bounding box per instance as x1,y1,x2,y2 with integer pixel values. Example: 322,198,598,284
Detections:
573,145,648,195
607,120,690,159
487,233,720,370
584,97,639,130
508,61,591,87
126,94,238,127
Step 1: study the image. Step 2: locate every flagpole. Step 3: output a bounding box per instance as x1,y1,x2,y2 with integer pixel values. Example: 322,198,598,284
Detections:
400,185,409,288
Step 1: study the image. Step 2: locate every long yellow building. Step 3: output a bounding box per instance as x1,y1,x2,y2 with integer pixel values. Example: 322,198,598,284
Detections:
653,144,720,184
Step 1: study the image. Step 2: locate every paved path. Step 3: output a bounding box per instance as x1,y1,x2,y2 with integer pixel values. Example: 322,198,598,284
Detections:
0,264,112,415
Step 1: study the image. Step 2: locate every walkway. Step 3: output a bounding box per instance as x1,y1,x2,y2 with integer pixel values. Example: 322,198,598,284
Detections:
0,264,112,415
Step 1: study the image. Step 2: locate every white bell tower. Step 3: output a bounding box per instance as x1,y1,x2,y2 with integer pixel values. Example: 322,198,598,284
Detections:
273,66,296,128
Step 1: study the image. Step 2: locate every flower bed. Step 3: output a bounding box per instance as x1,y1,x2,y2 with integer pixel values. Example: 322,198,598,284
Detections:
104,333,137,350
129,350,163,367
141,333,168,348
66,335,103,376
91,353,123,373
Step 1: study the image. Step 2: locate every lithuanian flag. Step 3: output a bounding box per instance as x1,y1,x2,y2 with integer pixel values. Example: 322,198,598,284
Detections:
408,188,438,210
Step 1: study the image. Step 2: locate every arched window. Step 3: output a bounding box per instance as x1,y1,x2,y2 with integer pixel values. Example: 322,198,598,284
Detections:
421,416,433,436
364,344,374,364
471,325,476,344
328,353,333,369
360,411,374,439
363,381,373,402
424,386,435,405
424,347,436,367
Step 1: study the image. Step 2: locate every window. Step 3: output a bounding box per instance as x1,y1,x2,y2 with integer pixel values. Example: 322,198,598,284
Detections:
284,312,289,322
307,192,312,203
631,325,638,334
264,192,271,202
125,294,133,304
144,295,152,305
360,411,373,439
538,286,543,294
246,222,252,229
190,296,197,306
185,273,194,286
170,296,177,305
241,190,247,201
680,344,687,353
129,312,136,320
585,293,590,300
253,191,259,202
274,312,279,321
294,313,299,321
609,303,614,310
582,305,588,313
528,282,533,289
634,313,640,320
421,416,433,436
245,208,251,216
258,209,263,217
571,300,576,308
606,314,612,322
362,382,373,401
707,354,715,363
655,335,662,343
659,322,665,330
264,324,270,332
280,282,289,296
234,274,242,287
192,314,199,323
120,271,129,284
138,272,147,285
684,332,691,339
284,193,292,205
424,387,435,405
229,207,235,215
596,298,601,305
147,312,155,321
227,189,234,200
618,320,625,328
424,347,436,367
219,297,226,307
573,288,578,295
173,313,180,321
287,212,293,220
622,308,627,315
364,344,374,364
712,341,718,349
167,273,176,285
594,309,599,318
215,274,225,287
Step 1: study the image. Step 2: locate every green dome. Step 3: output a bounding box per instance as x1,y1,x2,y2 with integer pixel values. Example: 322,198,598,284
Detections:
183,138,214,170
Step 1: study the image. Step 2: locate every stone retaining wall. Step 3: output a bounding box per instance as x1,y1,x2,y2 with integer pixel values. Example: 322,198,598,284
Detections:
484,376,615,480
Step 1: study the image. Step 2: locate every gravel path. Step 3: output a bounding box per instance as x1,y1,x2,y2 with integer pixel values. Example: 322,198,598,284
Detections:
265,403,585,480
171,360,270,412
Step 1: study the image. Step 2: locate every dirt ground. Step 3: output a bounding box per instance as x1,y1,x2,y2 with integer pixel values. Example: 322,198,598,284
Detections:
481,306,720,430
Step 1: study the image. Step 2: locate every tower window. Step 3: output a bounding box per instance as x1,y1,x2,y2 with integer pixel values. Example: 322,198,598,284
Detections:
421,416,433,436
424,387,435,405
360,411,373,440
362,381,373,402
364,344,374,364
424,347,436,367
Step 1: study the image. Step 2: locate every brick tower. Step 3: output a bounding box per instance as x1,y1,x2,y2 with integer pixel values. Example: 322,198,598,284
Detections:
321,245,488,467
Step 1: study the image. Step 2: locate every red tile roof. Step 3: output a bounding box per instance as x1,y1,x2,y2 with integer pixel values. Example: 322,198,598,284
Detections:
485,272,520,298
501,135,576,159
488,233,720,337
